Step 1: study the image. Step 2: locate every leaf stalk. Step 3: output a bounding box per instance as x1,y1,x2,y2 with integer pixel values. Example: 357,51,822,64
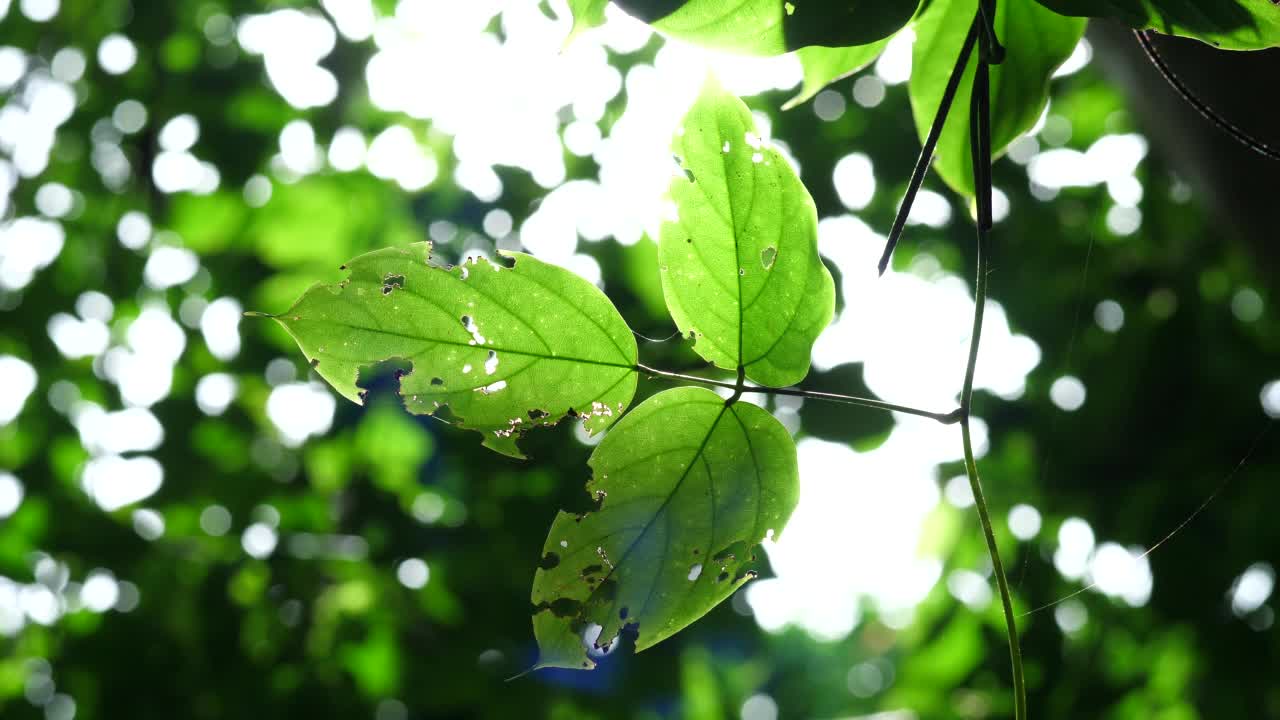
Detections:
636,364,960,424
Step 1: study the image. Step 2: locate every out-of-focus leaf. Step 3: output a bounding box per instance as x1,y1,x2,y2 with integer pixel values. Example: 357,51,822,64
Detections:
563,0,609,48
1035,0,1280,49
612,0,919,55
268,243,638,458
530,387,799,670
783,36,892,110
660,77,834,387
910,0,1085,196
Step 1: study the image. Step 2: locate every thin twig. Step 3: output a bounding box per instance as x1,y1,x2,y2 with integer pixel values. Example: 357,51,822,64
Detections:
1135,30,1280,162
877,17,982,275
962,44,1027,720
636,364,961,424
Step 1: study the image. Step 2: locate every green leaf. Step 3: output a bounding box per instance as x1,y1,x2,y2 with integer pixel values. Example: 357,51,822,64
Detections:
530,387,799,670
1034,0,1280,50
269,243,638,458
614,0,920,55
660,77,835,388
782,36,892,110
562,0,609,49
909,0,1086,196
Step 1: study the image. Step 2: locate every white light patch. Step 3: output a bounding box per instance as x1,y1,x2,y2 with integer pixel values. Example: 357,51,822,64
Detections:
143,246,199,289
81,569,120,612
1095,299,1124,332
1007,503,1041,540
1052,39,1091,78
237,9,339,109
82,455,163,511
747,434,950,641
200,297,243,360
266,381,336,446
832,152,875,211
1050,375,1086,412
73,404,164,455
0,217,65,290
35,182,73,218
0,471,22,518
48,313,109,359
97,33,137,75
0,355,37,425
1053,517,1095,581
366,125,437,191
947,569,992,610
159,114,199,152
810,216,1041,407
117,210,151,249
906,189,951,228
132,508,165,540
21,0,58,23
875,29,914,85
328,126,366,171
0,47,27,91
1261,380,1280,419
279,119,322,175
1087,542,1152,607
1230,563,1275,617
321,0,375,41
196,373,238,416
242,522,279,558
396,558,430,589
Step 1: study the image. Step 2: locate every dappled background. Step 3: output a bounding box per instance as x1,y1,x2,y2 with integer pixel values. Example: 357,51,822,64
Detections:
0,1,1277,718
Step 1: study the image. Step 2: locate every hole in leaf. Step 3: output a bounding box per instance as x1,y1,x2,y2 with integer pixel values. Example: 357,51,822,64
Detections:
528,408,549,421
619,607,629,620
761,246,777,269
430,377,444,386
717,571,729,582
539,552,560,570
484,350,499,375
580,564,603,579
460,315,485,345
381,273,405,295
687,563,703,581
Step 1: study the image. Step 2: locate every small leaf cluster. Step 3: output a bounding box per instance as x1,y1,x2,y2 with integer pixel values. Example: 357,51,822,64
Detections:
271,80,826,669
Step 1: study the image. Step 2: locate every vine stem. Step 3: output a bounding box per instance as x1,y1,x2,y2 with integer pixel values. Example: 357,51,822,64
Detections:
877,18,980,275
964,32,1027,720
636,364,961,424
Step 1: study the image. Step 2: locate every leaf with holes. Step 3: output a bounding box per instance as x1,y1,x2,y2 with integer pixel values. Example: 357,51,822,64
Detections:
660,77,835,388
530,386,799,670
910,0,1086,196
783,35,893,110
267,243,638,458
601,0,919,55
1035,0,1280,50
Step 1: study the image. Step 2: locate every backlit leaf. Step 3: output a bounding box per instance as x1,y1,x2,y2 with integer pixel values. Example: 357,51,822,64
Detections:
660,77,835,387
782,36,893,110
909,0,1086,196
1035,0,1280,50
612,0,919,55
268,243,638,458
530,387,799,670
562,0,609,49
